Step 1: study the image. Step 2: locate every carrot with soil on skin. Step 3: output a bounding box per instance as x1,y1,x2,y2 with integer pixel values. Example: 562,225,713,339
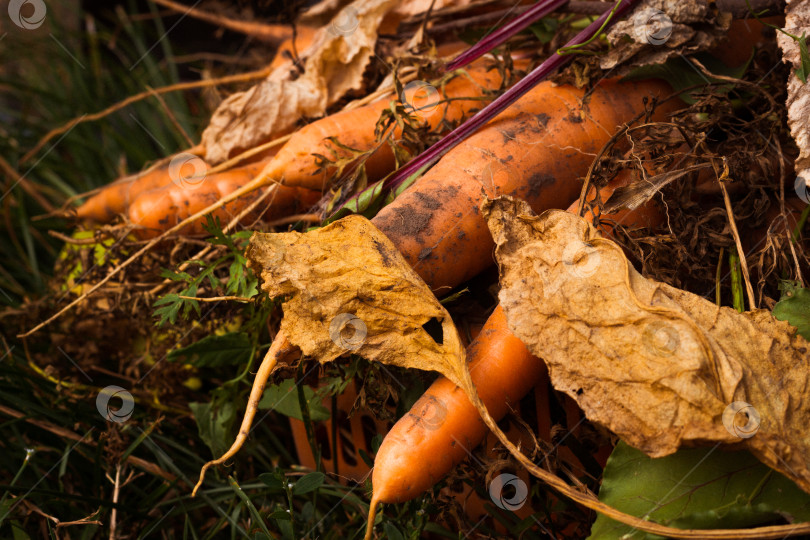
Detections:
252,59,524,193
75,152,209,222
127,160,321,239
191,76,678,495
72,27,317,224
364,165,669,538
371,77,678,292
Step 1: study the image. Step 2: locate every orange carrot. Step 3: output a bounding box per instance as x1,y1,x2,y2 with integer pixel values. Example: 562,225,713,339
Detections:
365,160,670,539
370,305,541,503
257,60,523,192
371,77,677,292
75,156,209,223
128,160,321,238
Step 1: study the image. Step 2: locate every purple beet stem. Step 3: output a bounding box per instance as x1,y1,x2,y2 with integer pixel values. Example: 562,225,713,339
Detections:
444,0,569,72
334,0,637,214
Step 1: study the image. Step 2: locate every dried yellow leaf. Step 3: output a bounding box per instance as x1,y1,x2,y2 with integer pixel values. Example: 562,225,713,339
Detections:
202,0,398,163
483,196,810,494
245,214,470,388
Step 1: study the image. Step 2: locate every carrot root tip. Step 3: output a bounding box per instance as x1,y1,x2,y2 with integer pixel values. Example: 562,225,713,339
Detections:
191,335,288,497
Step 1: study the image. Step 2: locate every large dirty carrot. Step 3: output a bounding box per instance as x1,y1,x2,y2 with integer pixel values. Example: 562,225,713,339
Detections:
365,164,669,538
127,160,321,239
191,75,677,495
372,77,678,292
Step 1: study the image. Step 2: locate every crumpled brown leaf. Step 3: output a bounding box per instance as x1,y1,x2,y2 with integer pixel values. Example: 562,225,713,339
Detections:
484,196,810,494
245,214,470,388
202,0,398,164
778,0,810,191
600,0,731,74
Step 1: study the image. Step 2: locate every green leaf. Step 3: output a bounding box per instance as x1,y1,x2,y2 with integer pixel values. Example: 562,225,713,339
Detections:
258,472,286,492
383,522,405,540
323,178,387,225
268,509,291,520
10,521,31,540
589,442,810,539
797,33,810,84
527,18,559,44
623,52,752,105
152,293,182,326
383,162,433,205
293,472,325,495
168,332,253,368
258,379,331,422
158,268,193,282
773,281,810,340
189,400,237,458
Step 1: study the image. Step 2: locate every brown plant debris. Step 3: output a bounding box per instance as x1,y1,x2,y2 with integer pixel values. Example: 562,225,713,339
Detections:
245,214,470,387
483,195,810,494
201,0,398,164
778,0,810,189
600,0,731,74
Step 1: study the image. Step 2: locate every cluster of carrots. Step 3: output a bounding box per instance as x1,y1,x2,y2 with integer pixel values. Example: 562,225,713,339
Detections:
75,41,517,238
73,14,798,537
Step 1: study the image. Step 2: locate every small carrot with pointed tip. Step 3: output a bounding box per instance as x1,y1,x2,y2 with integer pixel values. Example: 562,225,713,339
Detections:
127,160,321,238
